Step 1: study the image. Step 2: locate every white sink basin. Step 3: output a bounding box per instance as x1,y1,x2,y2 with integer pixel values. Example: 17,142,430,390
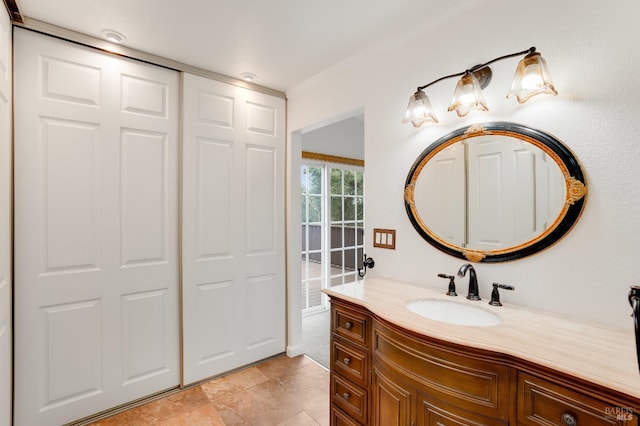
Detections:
406,298,501,327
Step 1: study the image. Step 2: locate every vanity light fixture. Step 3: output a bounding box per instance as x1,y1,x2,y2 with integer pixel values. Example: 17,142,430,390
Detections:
403,46,557,128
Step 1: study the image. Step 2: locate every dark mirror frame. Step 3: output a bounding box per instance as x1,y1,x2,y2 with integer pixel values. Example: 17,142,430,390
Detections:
404,122,588,263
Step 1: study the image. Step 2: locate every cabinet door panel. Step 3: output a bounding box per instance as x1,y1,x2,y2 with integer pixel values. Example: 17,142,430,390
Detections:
372,367,412,426
416,391,508,426
332,406,362,426
374,320,510,420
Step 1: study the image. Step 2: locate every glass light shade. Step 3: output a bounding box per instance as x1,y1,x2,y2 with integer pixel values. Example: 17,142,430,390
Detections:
403,90,439,127
447,72,489,117
507,52,557,103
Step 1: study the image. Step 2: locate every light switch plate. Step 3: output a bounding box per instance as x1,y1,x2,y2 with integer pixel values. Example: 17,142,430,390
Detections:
373,228,396,249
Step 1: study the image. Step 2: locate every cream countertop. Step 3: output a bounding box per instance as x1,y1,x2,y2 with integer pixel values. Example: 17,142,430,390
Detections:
323,276,640,399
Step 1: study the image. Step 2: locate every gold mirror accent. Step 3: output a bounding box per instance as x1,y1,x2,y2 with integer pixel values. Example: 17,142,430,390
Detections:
463,250,486,263
404,122,587,263
568,177,587,205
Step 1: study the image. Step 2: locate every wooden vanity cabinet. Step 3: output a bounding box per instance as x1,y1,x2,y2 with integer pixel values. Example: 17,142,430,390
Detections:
331,300,372,425
329,298,639,426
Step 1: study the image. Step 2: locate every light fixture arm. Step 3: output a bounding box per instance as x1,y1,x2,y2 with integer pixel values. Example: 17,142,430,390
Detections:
404,46,555,128
416,46,536,92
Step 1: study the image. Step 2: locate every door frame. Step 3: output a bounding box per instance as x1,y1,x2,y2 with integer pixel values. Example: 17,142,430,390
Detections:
285,109,365,357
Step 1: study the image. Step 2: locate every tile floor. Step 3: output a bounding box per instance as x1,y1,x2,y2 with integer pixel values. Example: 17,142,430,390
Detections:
89,355,330,426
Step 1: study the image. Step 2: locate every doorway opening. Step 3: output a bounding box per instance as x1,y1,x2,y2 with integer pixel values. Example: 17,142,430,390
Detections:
301,163,365,314
298,114,364,368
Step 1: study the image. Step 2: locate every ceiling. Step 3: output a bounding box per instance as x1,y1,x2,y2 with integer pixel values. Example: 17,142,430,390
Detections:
12,0,472,93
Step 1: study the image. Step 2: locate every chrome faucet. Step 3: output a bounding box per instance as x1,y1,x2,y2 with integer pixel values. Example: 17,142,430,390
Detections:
457,263,481,300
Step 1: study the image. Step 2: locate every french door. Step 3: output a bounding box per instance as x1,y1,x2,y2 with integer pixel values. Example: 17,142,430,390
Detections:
14,29,180,425
301,162,364,314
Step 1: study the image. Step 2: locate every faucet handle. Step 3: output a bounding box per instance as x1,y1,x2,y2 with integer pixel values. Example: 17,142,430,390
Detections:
489,283,515,306
437,273,457,297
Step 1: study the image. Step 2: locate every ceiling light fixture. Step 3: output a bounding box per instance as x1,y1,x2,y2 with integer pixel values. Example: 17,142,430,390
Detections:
241,72,257,82
403,47,557,128
101,29,126,44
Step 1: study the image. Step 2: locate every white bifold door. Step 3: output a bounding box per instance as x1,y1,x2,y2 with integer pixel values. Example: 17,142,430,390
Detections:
181,73,286,385
14,28,180,426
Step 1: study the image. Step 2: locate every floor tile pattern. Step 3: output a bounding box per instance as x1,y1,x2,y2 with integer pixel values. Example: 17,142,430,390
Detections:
90,355,329,426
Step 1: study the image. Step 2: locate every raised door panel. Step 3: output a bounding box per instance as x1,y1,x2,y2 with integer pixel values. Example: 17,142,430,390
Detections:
14,29,179,425
42,118,101,273
193,281,235,364
182,73,285,384
197,138,233,259
373,320,511,421
43,300,103,405
120,129,167,266
372,367,412,426
416,395,508,426
246,145,277,255
332,406,362,426
121,290,172,385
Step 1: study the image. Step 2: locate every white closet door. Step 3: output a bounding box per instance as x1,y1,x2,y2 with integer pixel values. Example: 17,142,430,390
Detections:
0,8,11,426
182,73,286,384
14,29,180,425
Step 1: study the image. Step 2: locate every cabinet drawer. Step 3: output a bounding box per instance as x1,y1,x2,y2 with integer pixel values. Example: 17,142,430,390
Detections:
331,373,368,424
331,405,362,426
333,305,369,346
332,338,369,387
518,372,637,425
418,392,508,426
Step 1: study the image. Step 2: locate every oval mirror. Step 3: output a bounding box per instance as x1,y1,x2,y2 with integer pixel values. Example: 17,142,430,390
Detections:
404,122,587,263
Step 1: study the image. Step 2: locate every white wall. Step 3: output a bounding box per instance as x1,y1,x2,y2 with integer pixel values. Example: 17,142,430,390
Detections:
302,116,364,160
287,0,640,329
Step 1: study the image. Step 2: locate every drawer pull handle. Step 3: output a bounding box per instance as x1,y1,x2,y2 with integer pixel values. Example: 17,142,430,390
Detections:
343,357,351,365
561,412,577,426
342,392,350,400
345,321,353,330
